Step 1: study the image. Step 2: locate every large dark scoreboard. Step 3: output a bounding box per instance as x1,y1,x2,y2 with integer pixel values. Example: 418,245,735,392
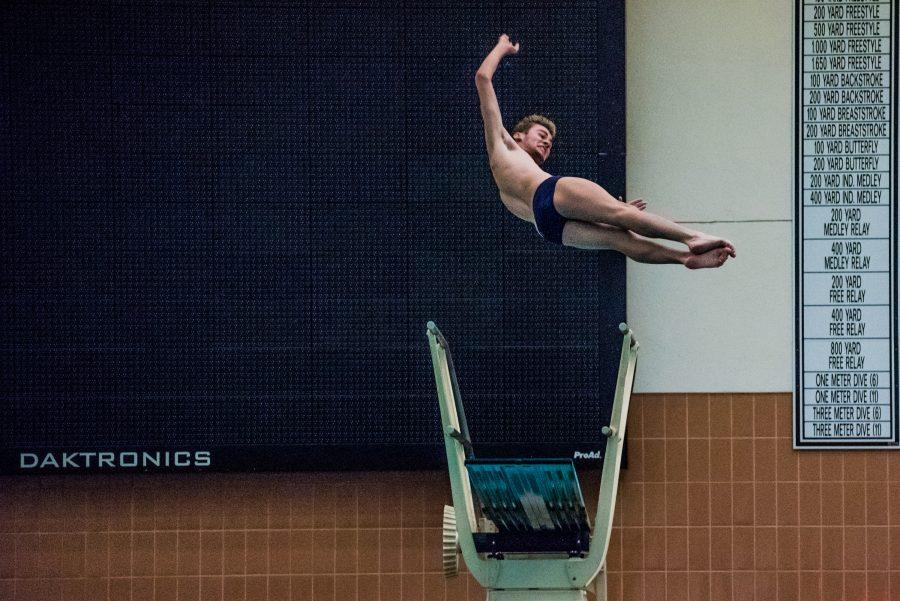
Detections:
0,1,627,473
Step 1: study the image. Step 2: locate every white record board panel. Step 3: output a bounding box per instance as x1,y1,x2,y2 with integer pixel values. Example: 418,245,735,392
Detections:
796,0,898,448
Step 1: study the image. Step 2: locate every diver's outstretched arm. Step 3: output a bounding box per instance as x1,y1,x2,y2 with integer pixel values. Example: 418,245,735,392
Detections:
475,35,519,153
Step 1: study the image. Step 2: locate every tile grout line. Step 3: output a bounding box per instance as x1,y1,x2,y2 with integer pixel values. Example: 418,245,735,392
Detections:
130,480,134,601
177,490,183,601
81,490,87,599
706,393,713,601
774,398,779,601
729,393,736,592
792,405,801,601
331,484,338,599
887,460,891,599
842,453,846,601
795,423,801,601
819,453,824,600
636,398,644,596
421,485,426,601
865,456,869,598
663,395,668,600
243,513,247,601
357,482,361,601
640,396,645,601
378,485,382,601
221,501,225,601
683,395,690,593
888,458,893,599
198,494,203,601
108,495,112,601
153,496,157,601
752,394,757,599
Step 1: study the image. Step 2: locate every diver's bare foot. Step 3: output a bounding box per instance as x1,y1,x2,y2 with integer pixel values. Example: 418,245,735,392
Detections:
687,233,736,257
684,247,731,269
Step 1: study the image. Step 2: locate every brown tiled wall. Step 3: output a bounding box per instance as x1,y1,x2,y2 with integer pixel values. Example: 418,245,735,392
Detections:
2,393,899,601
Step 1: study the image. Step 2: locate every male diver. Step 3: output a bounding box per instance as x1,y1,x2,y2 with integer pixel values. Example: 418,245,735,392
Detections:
476,35,736,269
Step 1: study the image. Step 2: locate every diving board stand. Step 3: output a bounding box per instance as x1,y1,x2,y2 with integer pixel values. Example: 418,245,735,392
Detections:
427,321,639,601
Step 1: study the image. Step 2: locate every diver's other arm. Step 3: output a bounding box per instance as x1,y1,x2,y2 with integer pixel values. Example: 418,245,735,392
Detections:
475,35,519,152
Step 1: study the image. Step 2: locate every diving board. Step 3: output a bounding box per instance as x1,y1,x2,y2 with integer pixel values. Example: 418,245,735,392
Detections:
427,321,639,601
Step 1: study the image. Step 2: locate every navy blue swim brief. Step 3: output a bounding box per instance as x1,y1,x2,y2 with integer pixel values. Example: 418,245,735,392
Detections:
532,175,566,245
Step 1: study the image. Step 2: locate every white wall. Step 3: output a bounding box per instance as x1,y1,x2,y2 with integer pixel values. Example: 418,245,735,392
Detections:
626,0,794,391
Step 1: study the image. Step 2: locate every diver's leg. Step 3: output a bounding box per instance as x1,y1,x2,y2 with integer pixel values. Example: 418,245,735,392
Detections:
562,221,731,269
553,177,735,257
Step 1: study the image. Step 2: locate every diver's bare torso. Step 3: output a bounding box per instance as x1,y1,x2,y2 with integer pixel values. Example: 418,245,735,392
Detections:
487,138,550,223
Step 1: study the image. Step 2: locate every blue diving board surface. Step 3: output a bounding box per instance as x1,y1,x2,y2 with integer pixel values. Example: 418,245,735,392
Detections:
465,458,591,556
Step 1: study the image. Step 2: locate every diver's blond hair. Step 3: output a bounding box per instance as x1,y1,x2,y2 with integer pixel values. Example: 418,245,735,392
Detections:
512,114,557,139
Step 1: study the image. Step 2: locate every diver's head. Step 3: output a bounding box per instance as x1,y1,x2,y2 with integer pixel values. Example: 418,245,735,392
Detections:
512,114,556,165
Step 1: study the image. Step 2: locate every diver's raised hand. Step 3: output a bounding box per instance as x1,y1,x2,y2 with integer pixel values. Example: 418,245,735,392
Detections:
495,34,520,56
